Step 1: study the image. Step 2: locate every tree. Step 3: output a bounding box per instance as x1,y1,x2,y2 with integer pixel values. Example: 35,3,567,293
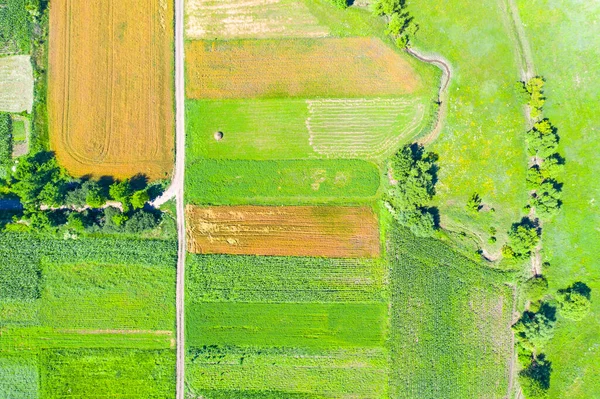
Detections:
519,354,551,399
557,282,592,321
328,0,349,9
131,189,149,210
372,0,403,16
11,152,68,207
124,210,159,233
67,211,86,231
524,276,549,304
512,310,555,352
83,181,106,208
506,219,540,259
109,179,132,211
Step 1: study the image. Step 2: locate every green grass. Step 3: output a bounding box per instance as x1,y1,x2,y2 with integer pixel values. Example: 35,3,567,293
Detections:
187,254,386,303
40,349,175,398
388,225,514,399
0,0,31,55
514,1,600,397
11,118,26,142
187,96,434,162
40,262,175,331
186,347,388,398
186,302,387,349
0,353,38,398
186,159,381,205
408,0,529,251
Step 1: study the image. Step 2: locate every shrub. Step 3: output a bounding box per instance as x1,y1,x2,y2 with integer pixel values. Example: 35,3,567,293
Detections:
466,192,482,213
557,282,592,321
523,276,549,303
327,0,350,9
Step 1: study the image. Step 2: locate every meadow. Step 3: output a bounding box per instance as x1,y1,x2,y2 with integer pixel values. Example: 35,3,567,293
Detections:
516,1,600,397
388,225,514,399
408,0,530,253
48,0,174,179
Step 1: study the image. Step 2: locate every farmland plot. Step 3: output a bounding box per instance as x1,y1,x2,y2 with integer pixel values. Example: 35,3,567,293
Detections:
186,347,388,398
185,38,422,99
187,96,432,161
49,0,174,179
186,205,380,258
0,55,33,113
186,0,329,39
0,353,38,398
187,254,386,303
186,302,387,349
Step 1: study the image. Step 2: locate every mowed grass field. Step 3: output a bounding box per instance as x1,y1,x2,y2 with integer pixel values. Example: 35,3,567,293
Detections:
186,205,380,258
388,226,514,398
0,55,34,113
409,0,529,252
186,38,423,99
0,234,177,397
187,96,433,161
185,253,389,398
48,0,174,179
516,1,600,397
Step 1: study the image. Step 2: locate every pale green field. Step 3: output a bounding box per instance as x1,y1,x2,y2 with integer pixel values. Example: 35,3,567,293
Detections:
516,1,600,397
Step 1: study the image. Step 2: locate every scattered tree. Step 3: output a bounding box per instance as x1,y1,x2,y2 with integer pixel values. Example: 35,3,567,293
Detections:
505,219,540,259
557,282,592,321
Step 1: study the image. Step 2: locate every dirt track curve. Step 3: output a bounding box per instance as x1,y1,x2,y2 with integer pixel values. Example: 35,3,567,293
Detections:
406,47,452,146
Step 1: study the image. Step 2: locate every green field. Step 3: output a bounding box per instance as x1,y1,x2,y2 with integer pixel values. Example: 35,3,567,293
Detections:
187,302,386,349
187,347,388,398
0,0,31,55
40,349,175,398
388,225,514,398
11,117,26,142
408,0,529,253
187,254,386,303
186,158,381,205
0,233,177,396
515,1,600,397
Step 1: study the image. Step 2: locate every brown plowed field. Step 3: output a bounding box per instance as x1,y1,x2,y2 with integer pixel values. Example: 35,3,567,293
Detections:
185,38,422,99
186,205,380,258
48,0,174,179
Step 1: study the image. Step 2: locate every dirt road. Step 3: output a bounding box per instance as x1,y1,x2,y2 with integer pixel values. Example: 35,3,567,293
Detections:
173,0,186,396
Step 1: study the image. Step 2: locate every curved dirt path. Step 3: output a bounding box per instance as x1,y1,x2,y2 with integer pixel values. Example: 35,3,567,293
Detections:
406,47,452,146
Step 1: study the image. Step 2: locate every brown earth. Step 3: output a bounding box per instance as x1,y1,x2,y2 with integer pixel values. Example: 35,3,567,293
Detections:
186,205,380,258
48,0,174,179
185,38,422,99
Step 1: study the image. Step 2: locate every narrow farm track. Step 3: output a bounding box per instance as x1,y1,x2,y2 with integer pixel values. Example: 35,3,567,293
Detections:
173,0,186,396
406,47,452,146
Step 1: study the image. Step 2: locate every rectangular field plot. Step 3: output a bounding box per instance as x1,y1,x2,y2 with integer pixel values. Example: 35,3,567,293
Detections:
40,263,175,331
40,349,175,398
186,205,380,258
185,38,422,99
186,0,329,40
0,55,33,113
49,0,174,179
0,354,38,399
187,254,386,303
187,96,432,161
186,302,387,349
186,159,381,205
186,347,388,398
388,227,514,399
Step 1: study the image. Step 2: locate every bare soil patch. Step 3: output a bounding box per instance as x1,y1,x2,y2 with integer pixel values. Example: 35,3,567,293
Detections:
186,205,380,258
0,55,33,113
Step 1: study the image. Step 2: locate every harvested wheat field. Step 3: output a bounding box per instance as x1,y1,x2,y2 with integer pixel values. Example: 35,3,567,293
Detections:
186,205,380,258
48,0,174,179
186,0,329,39
185,38,422,99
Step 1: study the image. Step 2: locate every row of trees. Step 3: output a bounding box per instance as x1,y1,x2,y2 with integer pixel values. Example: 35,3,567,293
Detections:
386,144,439,236
2,151,162,234
514,279,591,398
